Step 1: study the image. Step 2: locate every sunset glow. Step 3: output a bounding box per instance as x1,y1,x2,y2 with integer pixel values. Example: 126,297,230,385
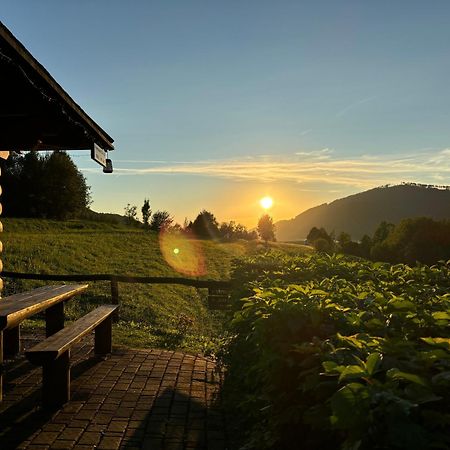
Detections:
260,196,274,210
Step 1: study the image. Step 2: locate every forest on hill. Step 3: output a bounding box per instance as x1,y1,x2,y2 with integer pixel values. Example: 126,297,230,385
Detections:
275,184,450,241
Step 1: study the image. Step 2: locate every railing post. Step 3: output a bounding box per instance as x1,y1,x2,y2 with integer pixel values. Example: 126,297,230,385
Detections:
110,276,119,321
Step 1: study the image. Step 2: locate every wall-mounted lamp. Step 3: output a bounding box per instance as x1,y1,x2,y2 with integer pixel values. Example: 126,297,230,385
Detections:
103,158,113,173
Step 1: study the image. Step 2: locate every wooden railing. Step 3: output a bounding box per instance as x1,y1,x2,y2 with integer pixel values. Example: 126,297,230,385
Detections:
2,271,232,316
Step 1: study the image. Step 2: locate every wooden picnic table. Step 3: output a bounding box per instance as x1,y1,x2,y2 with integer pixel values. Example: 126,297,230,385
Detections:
0,284,88,401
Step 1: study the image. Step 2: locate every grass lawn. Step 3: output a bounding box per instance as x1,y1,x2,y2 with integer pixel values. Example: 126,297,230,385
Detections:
1,218,312,354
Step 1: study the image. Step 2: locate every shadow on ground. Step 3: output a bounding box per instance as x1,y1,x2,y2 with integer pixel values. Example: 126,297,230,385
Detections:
122,387,226,449
0,343,228,449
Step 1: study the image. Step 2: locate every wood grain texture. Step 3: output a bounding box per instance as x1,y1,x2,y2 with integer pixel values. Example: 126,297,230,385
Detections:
0,284,88,330
26,304,117,365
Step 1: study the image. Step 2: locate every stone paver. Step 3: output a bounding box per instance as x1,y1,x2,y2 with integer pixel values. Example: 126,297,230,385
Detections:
0,335,226,449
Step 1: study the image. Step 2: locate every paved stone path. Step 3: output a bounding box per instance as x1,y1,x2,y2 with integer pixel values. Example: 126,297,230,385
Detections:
0,336,227,449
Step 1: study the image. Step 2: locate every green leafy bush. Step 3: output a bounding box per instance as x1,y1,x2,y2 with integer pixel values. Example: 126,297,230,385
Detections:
223,253,450,449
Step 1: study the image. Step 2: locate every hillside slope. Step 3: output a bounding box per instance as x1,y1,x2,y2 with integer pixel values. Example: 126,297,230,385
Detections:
276,184,450,241
1,219,249,353
1,219,310,353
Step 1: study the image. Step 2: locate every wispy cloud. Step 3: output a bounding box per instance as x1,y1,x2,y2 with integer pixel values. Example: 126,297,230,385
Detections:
295,148,332,160
336,96,377,118
81,148,450,189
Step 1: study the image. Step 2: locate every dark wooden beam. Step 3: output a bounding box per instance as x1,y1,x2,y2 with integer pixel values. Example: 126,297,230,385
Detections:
0,22,114,151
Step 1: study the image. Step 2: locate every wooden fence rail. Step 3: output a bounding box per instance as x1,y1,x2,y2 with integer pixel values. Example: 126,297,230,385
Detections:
2,271,232,317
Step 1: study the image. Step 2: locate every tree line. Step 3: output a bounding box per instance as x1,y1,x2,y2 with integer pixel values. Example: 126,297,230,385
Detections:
2,151,278,243
307,217,450,265
1,151,90,219
126,199,277,243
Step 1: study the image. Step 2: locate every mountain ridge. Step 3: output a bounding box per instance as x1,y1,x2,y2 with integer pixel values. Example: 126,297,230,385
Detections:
275,183,450,241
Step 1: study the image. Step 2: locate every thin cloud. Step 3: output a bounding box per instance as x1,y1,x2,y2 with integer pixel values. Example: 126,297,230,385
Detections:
80,148,450,189
336,96,377,118
295,148,333,160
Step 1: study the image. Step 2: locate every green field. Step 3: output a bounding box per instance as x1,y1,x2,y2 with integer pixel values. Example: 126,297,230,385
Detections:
1,218,311,354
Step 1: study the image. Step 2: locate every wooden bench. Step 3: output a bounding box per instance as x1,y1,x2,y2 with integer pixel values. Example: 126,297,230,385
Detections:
0,284,89,401
26,304,117,409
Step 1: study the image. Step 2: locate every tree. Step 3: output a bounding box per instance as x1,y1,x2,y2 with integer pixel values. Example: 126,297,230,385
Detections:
218,221,257,241
306,227,321,243
141,199,151,228
306,227,334,253
337,232,351,249
307,227,332,245
219,221,236,241
124,204,138,225
313,237,332,253
150,210,173,231
2,150,90,219
360,234,372,259
189,210,220,239
41,152,91,219
258,214,276,243
372,221,394,245
371,217,450,265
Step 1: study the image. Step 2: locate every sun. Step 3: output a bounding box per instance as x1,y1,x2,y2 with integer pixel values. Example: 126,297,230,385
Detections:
260,196,273,210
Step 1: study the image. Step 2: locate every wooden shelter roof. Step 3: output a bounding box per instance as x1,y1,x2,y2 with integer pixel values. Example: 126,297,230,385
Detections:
0,21,114,152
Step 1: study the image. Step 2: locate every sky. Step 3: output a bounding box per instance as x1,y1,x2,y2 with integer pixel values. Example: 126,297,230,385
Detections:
2,1,450,227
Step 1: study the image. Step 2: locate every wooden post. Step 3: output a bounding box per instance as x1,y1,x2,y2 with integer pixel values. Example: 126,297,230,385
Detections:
45,301,65,337
0,168,3,401
110,277,119,321
0,167,3,298
42,350,70,409
0,165,3,298
95,316,112,355
3,325,20,357
0,331,3,402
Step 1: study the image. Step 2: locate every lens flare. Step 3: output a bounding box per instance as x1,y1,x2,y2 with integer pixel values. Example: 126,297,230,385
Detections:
159,229,206,276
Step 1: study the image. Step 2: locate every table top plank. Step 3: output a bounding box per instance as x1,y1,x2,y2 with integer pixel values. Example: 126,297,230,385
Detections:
0,284,89,330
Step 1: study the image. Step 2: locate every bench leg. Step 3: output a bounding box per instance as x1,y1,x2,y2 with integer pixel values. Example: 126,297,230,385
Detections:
46,302,65,337
4,325,20,358
95,316,112,356
42,350,70,409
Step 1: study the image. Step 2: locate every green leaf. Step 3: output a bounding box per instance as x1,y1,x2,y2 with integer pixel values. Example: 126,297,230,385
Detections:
337,333,364,349
432,371,450,385
322,361,338,371
405,383,442,404
339,365,366,382
421,337,450,351
331,383,369,429
322,361,347,375
387,297,416,311
387,368,428,387
365,353,381,376
364,318,384,329
432,311,450,321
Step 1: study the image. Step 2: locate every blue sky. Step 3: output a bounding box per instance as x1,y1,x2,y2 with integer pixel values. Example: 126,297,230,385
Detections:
2,1,450,226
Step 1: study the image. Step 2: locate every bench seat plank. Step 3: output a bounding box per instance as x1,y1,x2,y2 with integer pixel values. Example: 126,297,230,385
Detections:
26,305,117,365
0,284,88,330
